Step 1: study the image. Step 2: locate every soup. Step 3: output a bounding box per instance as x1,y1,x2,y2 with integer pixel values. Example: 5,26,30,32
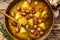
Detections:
7,0,53,40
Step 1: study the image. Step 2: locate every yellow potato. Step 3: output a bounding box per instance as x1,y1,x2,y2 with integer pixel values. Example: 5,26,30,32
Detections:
30,33,36,38
42,10,47,17
20,27,27,33
18,17,27,25
28,18,33,27
38,23,46,30
22,1,29,9
34,11,41,18
15,12,22,20
16,32,28,40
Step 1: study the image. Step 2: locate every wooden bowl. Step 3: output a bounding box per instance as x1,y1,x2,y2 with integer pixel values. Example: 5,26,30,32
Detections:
5,0,54,40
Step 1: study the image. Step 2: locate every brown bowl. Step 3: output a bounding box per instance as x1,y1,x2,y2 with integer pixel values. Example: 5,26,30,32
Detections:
5,0,54,40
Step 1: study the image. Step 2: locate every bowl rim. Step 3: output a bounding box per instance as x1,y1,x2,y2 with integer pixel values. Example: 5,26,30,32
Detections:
5,0,54,40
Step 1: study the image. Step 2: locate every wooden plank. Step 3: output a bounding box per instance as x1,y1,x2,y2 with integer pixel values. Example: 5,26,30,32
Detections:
0,0,60,40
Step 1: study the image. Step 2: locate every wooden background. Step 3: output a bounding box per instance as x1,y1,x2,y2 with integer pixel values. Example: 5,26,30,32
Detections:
0,0,60,40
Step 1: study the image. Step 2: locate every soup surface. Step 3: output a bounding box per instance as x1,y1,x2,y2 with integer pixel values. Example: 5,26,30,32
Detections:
7,0,53,40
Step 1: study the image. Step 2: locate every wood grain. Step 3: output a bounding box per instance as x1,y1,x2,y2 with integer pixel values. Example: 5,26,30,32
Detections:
0,0,60,40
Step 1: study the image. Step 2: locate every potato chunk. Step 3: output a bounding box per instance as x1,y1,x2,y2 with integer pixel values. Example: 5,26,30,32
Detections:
17,32,28,40
38,23,45,30
15,12,22,20
20,27,27,33
34,11,41,18
42,10,47,17
28,18,33,27
18,17,27,25
22,1,29,9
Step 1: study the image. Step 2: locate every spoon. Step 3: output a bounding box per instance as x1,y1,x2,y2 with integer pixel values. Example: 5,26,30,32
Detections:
0,10,21,26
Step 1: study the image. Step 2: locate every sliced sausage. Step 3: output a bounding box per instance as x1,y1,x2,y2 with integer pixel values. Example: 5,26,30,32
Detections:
17,7,21,11
34,21,38,25
34,17,38,22
39,31,44,35
39,8,44,12
25,15,30,19
31,7,36,14
29,14,33,18
38,19,43,23
33,25,38,29
42,19,46,22
21,12,26,16
26,9,30,14
33,32,37,36
16,27,20,33
25,24,29,29
12,22,17,26
34,1,38,6
21,8,25,12
27,0,31,3
30,29,35,34
43,15,48,19
32,10,36,14
37,28,41,31
10,12,15,17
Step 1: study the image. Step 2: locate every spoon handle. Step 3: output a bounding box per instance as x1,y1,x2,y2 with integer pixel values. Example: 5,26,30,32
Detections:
0,10,21,25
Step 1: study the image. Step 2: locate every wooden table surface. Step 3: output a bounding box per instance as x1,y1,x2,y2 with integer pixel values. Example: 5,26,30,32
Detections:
0,0,60,40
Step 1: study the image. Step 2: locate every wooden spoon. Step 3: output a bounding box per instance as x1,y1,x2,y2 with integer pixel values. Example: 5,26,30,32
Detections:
0,10,21,26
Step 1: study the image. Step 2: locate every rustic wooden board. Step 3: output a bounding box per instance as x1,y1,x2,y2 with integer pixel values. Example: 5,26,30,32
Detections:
0,0,60,40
